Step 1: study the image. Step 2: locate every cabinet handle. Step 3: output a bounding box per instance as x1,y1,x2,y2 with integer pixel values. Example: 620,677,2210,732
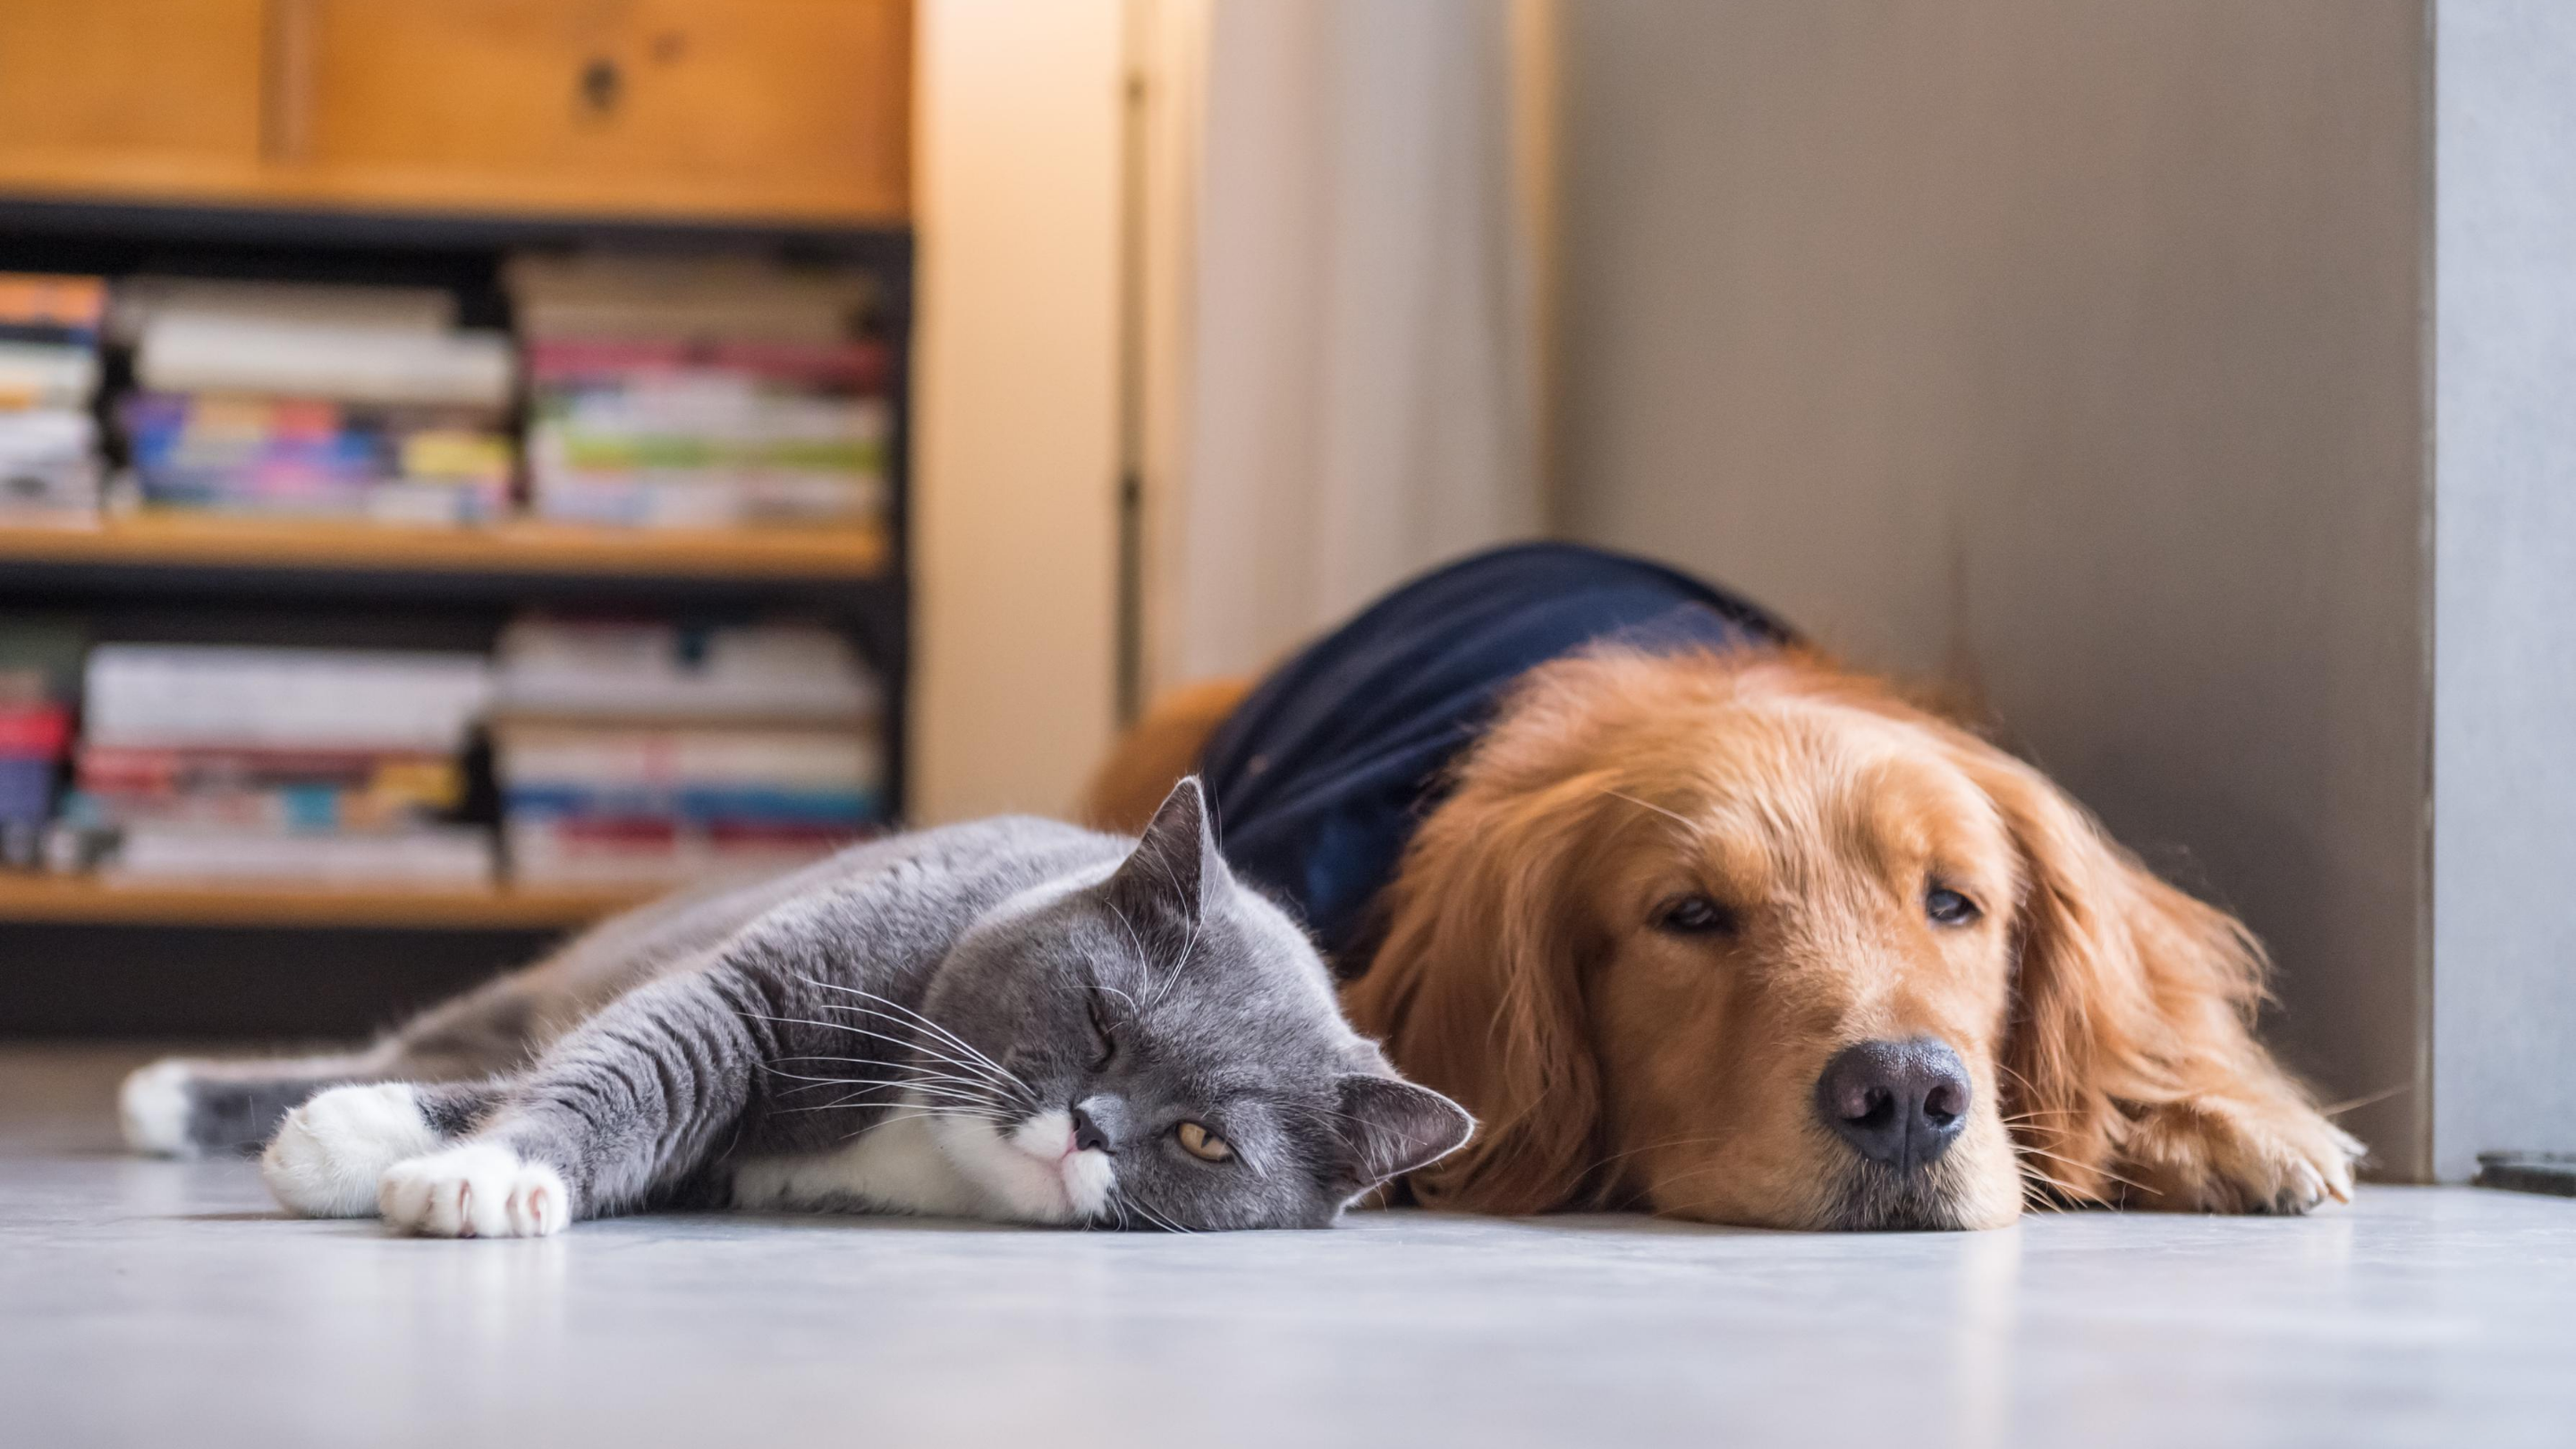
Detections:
580,58,623,116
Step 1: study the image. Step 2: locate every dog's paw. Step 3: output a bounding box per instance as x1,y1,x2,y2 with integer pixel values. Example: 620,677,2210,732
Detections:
119,1058,197,1157
263,1083,442,1218
2119,1093,2362,1215
378,1143,570,1239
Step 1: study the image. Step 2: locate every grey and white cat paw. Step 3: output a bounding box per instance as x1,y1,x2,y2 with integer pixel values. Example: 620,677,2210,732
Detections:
263,1083,442,1218
119,1058,196,1157
377,1144,571,1238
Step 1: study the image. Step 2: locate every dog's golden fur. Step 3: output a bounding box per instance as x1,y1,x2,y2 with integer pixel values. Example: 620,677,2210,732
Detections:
1086,647,2360,1229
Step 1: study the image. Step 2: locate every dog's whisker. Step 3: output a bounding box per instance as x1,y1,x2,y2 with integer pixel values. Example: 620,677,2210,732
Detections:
2012,1142,2148,1199
1569,1132,1743,1182
1598,787,1700,835
2319,1081,2411,1118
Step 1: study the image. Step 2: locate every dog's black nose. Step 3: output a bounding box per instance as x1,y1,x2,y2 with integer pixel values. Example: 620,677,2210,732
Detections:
1070,1105,1114,1154
1815,1038,1970,1173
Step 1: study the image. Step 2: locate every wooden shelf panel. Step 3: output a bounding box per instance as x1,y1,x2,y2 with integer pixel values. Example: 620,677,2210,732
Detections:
0,875,647,929
0,0,911,226
0,514,890,581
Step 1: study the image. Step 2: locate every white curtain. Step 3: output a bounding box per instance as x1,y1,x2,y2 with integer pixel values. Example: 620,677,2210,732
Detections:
1148,0,1545,686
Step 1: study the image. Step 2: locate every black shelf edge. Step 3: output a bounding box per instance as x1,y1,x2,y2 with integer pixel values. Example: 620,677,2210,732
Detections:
0,194,912,268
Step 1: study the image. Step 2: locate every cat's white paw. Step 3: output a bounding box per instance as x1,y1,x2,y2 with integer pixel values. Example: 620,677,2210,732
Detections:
378,1143,570,1239
119,1058,195,1157
263,1083,442,1217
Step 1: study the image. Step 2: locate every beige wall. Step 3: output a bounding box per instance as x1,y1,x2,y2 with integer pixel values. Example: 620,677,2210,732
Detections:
911,0,1125,823
1555,2,2431,1172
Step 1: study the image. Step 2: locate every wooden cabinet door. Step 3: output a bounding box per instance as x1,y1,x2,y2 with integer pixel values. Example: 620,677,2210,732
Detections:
0,0,271,199
285,0,911,222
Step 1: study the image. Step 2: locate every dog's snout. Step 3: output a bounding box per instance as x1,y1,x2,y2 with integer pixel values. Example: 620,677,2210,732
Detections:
1815,1038,1970,1174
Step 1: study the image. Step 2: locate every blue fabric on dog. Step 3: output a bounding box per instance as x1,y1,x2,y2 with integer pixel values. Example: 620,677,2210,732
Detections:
1197,541,1792,962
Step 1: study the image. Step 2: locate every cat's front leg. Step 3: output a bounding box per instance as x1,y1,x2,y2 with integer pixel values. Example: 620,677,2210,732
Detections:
263,1079,502,1218
376,968,765,1239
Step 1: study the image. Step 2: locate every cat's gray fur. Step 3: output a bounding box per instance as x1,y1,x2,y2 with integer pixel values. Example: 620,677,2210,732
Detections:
119,779,1472,1234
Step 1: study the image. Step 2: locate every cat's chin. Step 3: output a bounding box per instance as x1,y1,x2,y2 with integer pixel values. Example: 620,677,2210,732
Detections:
930,1108,1115,1226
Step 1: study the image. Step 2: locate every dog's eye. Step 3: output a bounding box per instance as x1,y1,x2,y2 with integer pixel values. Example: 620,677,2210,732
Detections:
1925,886,1981,926
1175,1121,1233,1163
1086,988,1116,1068
1654,894,1738,936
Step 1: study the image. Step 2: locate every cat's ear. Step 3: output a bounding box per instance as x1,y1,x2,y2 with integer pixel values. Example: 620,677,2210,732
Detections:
1105,775,1223,932
1332,1073,1475,1195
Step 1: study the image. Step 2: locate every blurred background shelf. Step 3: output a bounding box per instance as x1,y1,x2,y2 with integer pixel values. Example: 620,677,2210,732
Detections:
0,1,916,1039
0,515,891,581
0,874,646,929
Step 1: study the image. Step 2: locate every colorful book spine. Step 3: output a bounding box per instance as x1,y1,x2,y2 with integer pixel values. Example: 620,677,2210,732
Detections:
0,274,106,524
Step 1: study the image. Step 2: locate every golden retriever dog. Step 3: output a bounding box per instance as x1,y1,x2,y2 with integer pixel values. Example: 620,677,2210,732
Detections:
1087,553,2360,1231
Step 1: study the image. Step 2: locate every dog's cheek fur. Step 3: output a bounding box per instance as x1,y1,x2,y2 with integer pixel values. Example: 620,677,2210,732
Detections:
1955,738,2362,1213
1343,770,1616,1216
1586,940,1815,1226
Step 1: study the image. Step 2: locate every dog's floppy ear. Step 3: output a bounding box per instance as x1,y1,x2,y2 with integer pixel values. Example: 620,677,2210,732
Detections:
1946,731,2346,1208
1342,769,1616,1215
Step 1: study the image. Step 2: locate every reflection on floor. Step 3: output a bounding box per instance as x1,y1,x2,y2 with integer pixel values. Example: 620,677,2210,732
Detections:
5,1046,2572,1449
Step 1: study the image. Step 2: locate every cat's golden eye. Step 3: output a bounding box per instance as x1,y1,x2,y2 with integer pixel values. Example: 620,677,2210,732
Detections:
1174,1121,1233,1163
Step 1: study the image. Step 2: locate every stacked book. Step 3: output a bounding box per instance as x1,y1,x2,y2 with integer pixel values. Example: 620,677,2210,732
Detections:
506,255,890,530
115,280,515,525
0,274,107,522
492,617,883,886
65,645,496,886
0,623,82,869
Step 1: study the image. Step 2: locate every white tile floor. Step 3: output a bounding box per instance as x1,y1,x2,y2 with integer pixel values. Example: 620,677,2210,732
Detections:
6,1046,2572,1449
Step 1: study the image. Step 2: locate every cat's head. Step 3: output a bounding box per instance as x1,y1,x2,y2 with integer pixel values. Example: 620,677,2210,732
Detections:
920,777,1472,1229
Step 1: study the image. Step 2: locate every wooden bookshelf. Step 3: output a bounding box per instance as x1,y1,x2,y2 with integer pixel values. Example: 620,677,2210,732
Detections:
0,513,889,580
0,874,648,929
0,8,914,1038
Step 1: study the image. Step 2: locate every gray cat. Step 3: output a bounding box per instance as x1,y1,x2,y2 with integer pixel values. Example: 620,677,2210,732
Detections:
118,779,1472,1236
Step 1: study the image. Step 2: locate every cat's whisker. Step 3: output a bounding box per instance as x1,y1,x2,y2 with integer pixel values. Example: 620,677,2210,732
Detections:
1129,848,1200,1014
757,1071,1008,1119
787,1008,1024,1091
803,1015,1046,1103
1116,1186,1197,1234
784,1095,1007,1119
793,1079,1006,1111
840,1106,1010,1142
757,1063,901,1090
754,1055,1005,1098
769,1078,1003,1108
765,1057,1012,1099
1061,979,1144,1017
794,981,1037,1097
741,1007,1001,1078
758,1064,1010,1106
773,1088,1004,1108
740,1009,1028,1101
809,985,1009,1077
1100,900,1154,996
